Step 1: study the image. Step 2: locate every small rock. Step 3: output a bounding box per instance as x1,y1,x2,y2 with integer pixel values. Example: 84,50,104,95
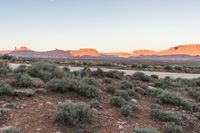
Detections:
35,88,47,94
1,102,16,108
131,98,137,103
16,89,35,97
118,125,124,130
135,87,146,95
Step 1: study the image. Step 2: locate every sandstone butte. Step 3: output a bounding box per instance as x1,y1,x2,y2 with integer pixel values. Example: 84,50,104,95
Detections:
132,44,200,56
0,44,200,57
68,48,101,57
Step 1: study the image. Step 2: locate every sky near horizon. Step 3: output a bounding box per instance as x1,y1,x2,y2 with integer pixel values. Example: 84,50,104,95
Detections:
0,0,200,52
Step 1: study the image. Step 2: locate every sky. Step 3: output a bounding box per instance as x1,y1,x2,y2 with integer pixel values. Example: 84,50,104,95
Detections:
0,0,200,52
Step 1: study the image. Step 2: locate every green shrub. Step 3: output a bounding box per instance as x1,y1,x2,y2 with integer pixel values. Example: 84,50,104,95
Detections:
46,78,73,92
132,72,151,82
157,92,193,110
121,104,133,117
126,89,141,99
193,103,200,112
163,122,183,133
56,102,96,126
151,74,159,79
91,68,105,77
114,90,130,100
174,66,183,71
193,112,200,120
150,104,163,110
103,78,112,84
0,127,20,133
151,109,184,125
81,77,100,87
27,62,64,81
14,73,33,87
121,80,133,90
146,87,162,97
155,79,175,89
14,65,27,73
0,63,11,77
106,85,116,94
105,70,124,79
0,84,16,96
47,79,101,98
188,88,200,101
133,128,159,133
88,98,99,108
78,83,101,98
110,96,127,107
62,67,70,72
164,65,173,71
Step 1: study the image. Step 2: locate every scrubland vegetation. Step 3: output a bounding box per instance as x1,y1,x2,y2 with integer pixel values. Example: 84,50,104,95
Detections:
0,61,200,133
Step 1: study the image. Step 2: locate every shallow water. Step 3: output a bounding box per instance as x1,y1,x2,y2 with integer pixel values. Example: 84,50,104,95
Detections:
9,63,200,79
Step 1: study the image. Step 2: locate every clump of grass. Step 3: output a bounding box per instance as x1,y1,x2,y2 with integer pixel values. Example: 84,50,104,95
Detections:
133,127,159,133
151,109,185,125
157,92,193,110
163,122,183,133
27,62,64,81
132,72,151,82
56,102,96,126
0,84,16,96
14,73,33,87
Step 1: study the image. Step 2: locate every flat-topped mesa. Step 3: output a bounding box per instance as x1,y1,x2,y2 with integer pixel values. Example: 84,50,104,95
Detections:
132,50,158,56
68,48,101,57
132,44,200,56
159,44,200,56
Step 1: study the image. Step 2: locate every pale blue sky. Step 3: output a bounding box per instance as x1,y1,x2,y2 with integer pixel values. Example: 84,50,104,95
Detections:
0,0,200,52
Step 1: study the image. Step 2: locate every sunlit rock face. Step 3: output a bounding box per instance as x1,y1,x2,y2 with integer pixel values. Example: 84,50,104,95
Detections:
132,44,200,56
68,48,101,57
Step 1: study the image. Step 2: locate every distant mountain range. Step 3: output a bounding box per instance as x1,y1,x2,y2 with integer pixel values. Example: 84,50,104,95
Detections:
0,44,200,59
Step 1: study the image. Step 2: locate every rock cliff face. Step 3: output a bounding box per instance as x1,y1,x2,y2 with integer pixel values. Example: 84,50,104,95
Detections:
132,44,200,56
68,48,101,57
